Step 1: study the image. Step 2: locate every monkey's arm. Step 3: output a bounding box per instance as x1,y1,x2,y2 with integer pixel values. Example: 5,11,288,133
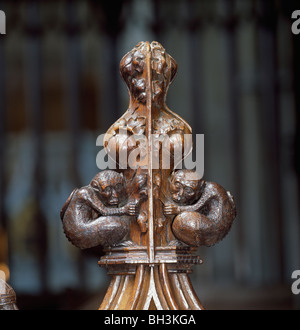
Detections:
164,196,210,215
178,187,215,212
83,187,138,216
80,187,125,215
164,183,216,215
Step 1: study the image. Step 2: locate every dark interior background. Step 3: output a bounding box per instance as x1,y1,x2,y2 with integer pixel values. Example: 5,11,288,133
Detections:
0,0,300,310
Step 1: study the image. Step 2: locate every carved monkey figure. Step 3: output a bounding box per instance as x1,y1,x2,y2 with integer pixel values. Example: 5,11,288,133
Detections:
164,169,236,247
61,170,138,249
167,169,205,207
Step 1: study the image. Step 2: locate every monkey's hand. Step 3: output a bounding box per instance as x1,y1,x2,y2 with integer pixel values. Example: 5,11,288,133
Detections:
125,202,139,216
164,203,180,215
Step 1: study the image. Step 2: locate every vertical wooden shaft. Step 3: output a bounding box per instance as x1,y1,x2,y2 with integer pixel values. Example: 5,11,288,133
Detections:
146,42,155,264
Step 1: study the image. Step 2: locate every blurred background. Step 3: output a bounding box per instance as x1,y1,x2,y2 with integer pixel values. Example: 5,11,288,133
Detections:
0,0,300,310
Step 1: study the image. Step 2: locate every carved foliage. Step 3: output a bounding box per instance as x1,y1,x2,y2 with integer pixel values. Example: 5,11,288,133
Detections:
61,42,236,251
60,41,237,310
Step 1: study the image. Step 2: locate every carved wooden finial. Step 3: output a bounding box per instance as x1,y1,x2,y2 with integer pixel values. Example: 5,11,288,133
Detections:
61,41,236,310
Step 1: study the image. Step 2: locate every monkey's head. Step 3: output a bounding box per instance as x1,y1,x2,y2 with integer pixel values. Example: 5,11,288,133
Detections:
169,170,204,205
90,170,126,207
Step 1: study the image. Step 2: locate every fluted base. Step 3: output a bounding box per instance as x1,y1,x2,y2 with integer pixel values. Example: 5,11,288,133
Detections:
98,246,204,310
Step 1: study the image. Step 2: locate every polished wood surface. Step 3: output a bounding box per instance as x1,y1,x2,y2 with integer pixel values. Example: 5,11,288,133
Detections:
61,41,236,310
